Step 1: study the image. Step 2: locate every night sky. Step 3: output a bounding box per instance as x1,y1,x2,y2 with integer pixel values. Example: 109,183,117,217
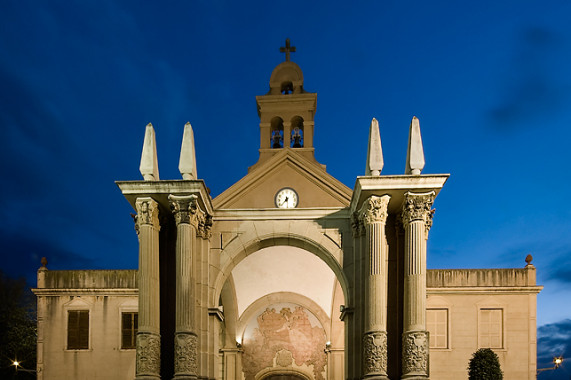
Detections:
1,1,570,376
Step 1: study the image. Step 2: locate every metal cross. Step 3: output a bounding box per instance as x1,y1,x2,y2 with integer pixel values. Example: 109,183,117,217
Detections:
280,38,296,61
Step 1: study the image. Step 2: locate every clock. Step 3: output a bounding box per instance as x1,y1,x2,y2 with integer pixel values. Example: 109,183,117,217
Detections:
275,187,298,208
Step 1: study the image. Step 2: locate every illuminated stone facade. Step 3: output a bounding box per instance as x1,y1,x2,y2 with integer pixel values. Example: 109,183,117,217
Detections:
33,46,541,380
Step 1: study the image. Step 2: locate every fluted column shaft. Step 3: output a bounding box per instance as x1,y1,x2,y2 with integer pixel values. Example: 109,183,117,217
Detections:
135,198,161,380
360,195,391,379
169,195,201,380
401,191,435,379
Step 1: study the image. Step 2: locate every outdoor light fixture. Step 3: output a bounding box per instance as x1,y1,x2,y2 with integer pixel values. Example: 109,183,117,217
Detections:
537,356,564,373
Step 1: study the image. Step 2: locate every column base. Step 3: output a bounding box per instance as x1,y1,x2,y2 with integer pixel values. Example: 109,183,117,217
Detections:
402,330,429,378
173,332,198,379
363,331,388,378
136,332,161,379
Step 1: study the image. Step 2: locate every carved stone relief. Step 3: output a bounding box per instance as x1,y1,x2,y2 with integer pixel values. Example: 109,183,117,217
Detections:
359,195,390,226
401,191,435,232
169,194,212,239
174,332,198,375
363,331,387,376
135,198,160,234
402,330,429,376
136,332,161,376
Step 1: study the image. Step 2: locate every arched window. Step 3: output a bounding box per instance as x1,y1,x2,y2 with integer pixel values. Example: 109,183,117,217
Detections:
290,116,304,148
270,117,284,148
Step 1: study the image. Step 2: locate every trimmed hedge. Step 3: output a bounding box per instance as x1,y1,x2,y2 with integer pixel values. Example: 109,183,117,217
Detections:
468,348,503,380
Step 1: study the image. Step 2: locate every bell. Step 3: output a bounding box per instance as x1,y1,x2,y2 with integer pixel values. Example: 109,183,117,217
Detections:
292,127,302,148
272,130,283,148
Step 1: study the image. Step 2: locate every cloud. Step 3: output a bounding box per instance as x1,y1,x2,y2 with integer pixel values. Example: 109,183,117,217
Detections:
488,26,570,130
0,229,95,286
537,319,571,378
543,250,571,284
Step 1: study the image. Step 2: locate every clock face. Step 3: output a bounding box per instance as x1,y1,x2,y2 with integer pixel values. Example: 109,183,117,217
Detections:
275,188,298,208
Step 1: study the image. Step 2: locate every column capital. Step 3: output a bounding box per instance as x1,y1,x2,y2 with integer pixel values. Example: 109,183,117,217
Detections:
169,194,199,226
401,191,435,227
169,194,212,239
359,195,391,226
135,198,160,233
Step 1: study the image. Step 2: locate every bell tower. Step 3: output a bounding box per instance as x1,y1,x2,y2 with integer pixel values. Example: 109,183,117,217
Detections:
251,39,319,171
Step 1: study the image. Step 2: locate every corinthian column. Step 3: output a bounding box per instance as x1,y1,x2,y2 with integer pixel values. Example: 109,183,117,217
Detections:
401,191,435,379
135,198,161,380
360,195,391,379
169,194,200,380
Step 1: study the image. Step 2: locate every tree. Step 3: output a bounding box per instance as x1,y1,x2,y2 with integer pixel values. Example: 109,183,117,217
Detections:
468,348,503,380
0,270,37,379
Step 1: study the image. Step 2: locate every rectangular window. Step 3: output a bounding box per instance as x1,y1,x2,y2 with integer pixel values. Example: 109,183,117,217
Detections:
68,310,89,349
427,308,448,348
122,312,138,349
479,308,503,348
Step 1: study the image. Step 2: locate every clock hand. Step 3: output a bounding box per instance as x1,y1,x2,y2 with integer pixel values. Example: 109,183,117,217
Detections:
279,196,289,206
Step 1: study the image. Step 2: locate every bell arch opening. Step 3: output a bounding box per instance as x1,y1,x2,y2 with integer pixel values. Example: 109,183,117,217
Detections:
270,117,284,148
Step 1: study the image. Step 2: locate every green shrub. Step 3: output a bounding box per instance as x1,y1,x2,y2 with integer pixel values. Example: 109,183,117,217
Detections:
468,348,503,380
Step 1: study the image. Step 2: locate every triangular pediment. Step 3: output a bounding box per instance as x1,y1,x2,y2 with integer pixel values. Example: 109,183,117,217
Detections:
213,148,352,209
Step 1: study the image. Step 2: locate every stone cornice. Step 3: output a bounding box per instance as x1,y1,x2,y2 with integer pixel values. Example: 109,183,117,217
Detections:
116,180,213,216
427,286,543,295
32,288,138,296
350,174,448,215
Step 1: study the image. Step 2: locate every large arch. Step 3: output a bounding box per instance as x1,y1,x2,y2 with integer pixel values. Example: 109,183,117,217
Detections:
212,232,350,311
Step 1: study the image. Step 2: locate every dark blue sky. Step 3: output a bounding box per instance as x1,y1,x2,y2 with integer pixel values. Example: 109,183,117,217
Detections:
2,1,570,375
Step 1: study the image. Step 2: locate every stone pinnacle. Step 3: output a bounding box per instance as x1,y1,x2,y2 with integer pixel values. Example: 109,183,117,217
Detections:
179,122,197,180
139,123,160,180
405,116,425,175
366,118,384,176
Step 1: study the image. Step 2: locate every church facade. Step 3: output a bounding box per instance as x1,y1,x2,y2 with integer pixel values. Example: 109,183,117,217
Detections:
33,44,541,380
